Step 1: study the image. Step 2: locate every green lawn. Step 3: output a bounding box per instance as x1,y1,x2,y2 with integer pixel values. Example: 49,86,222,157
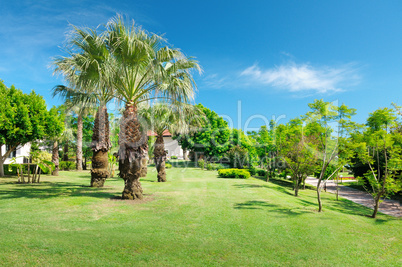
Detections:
0,165,401,266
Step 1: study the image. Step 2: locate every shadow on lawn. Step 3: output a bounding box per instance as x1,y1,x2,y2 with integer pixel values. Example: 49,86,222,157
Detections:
0,181,121,200
234,177,389,218
234,200,313,216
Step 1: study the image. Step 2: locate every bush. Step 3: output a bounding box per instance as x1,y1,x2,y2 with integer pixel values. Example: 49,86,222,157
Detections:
198,159,205,169
170,156,178,159
206,163,226,171
3,164,18,175
218,168,251,179
248,166,257,176
165,163,172,169
60,161,76,171
257,169,267,177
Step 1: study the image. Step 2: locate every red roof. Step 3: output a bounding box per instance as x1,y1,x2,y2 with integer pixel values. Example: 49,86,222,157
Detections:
147,130,172,137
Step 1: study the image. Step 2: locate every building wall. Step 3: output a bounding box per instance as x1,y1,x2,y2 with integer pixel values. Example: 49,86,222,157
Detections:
163,137,187,159
1,143,31,164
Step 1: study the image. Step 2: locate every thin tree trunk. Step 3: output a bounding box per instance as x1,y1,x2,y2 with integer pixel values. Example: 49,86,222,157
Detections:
0,160,4,177
119,104,148,199
52,140,59,176
90,105,111,187
63,142,69,161
295,181,299,197
183,148,188,160
154,135,167,182
37,168,41,183
372,195,381,218
317,184,323,212
27,162,31,183
20,165,25,183
76,113,83,171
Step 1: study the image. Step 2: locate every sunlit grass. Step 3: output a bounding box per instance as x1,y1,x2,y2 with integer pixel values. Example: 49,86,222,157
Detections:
0,164,400,266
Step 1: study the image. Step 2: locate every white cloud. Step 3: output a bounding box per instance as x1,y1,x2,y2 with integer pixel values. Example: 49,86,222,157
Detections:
241,62,360,94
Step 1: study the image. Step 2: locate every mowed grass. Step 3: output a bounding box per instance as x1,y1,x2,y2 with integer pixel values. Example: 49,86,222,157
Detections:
0,165,401,266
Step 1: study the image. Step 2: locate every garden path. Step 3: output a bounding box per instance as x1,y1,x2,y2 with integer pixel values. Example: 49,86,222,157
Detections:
305,177,402,217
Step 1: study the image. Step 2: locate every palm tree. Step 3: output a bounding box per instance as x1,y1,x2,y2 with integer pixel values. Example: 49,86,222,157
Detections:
106,16,201,199
53,27,115,187
52,85,96,171
139,103,204,182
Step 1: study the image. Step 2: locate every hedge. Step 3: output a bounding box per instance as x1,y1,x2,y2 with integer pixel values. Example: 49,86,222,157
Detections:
218,168,251,179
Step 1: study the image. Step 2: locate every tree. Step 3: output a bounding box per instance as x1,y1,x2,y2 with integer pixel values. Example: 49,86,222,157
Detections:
46,106,65,176
52,85,96,170
174,104,230,162
248,122,278,181
0,81,52,177
303,100,356,212
351,108,402,218
227,129,256,169
53,25,114,187
139,103,204,182
277,119,318,196
106,16,201,199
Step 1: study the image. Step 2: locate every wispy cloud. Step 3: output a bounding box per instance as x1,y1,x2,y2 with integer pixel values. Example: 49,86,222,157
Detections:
241,62,360,94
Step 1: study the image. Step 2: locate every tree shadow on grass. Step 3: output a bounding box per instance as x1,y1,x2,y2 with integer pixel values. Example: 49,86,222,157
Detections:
234,200,313,216
0,182,121,200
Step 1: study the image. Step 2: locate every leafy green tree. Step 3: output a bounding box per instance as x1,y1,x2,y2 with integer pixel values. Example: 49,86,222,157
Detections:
303,100,356,212
0,81,52,177
351,108,402,218
248,121,278,181
276,119,318,196
227,129,257,169
174,104,230,161
46,106,65,176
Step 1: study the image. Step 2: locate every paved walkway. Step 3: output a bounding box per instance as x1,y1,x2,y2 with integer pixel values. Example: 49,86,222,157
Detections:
305,177,402,217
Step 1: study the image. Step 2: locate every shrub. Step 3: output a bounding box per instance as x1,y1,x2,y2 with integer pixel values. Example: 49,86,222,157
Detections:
206,163,226,171
198,159,205,169
60,161,76,171
165,163,172,169
4,164,18,175
218,168,251,179
257,169,267,177
170,156,178,159
248,166,257,176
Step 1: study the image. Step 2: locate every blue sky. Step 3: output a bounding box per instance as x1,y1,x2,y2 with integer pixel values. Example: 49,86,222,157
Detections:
1,0,401,130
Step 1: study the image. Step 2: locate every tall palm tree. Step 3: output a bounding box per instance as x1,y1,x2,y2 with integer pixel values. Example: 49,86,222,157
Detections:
52,85,96,171
139,103,204,182
53,27,114,187
106,16,201,199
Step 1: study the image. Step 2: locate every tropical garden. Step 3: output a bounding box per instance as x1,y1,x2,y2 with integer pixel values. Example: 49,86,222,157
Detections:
0,15,401,266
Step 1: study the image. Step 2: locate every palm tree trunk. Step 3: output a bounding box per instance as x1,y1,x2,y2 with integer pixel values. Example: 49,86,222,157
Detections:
91,105,111,187
140,156,148,177
52,140,59,176
119,104,148,199
63,141,69,161
154,135,167,182
76,113,83,171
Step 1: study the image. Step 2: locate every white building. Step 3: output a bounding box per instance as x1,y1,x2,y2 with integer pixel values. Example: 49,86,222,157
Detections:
147,130,187,159
0,143,31,164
